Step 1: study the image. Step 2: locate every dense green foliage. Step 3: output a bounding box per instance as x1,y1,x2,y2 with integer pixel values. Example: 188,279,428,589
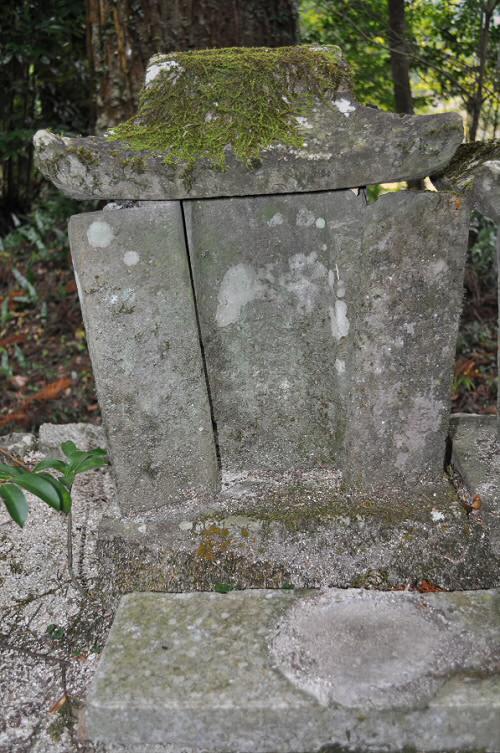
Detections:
0,441,108,527
109,45,347,170
0,0,89,224
301,0,499,139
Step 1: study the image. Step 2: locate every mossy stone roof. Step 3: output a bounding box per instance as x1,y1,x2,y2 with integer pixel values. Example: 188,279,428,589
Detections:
108,45,349,171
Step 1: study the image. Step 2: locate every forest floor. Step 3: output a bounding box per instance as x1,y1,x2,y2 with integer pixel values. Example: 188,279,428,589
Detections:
0,193,497,431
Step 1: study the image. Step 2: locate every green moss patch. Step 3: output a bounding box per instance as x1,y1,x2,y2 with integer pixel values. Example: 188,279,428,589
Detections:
108,45,347,171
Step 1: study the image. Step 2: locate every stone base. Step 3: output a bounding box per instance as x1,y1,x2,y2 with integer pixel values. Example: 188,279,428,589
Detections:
84,588,500,752
98,470,499,593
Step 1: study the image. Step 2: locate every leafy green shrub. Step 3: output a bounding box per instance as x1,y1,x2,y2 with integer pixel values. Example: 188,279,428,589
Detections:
0,440,108,590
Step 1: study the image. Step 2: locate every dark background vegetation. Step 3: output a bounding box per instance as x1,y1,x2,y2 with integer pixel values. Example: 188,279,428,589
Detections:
0,0,498,431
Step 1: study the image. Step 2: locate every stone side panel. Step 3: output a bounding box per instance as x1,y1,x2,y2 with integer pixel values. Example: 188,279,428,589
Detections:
69,202,219,516
342,191,469,494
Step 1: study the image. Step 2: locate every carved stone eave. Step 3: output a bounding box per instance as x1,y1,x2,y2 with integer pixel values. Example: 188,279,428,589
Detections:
34,103,463,201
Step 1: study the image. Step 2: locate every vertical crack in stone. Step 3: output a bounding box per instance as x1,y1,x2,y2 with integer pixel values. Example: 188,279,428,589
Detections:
180,199,222,473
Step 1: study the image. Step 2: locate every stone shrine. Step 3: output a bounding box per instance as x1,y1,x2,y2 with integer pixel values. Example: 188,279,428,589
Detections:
34,46,499,753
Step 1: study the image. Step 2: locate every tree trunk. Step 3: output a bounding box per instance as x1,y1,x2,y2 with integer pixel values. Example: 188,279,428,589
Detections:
388,0,424,189
86,0,299,132
387,0,414,115
468,0,496,142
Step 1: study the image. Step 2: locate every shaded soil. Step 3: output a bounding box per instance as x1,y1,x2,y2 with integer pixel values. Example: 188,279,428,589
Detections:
0,199,101,432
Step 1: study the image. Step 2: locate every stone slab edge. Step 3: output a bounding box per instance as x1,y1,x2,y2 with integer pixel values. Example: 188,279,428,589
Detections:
33,106,462,200
84,589,500,753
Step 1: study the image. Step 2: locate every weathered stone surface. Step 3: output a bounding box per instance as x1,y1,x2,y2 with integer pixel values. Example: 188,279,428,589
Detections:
33,107,462,201
38,422,106,458
96,470,499,593
85,589,500,752
0,431,35,457
432,141,500,222
68,203,219,516
186,190,467,488
342,191,469,494
450,413,500,556
184,190,365,470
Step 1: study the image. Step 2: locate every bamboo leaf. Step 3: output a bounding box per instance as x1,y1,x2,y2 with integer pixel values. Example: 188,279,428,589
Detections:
0,484,29,526
14,472,62,511
34,458,68,474
36,472,72,514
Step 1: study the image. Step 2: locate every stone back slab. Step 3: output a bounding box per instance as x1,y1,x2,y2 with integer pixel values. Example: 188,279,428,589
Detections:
69,202,219,515
184,189,366,471
84,588,500,752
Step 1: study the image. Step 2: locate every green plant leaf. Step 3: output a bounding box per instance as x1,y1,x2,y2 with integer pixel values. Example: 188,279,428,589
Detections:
60,441,81,459
34,458,68,473
71,454,109,476
36,472,72,514
0,462,23,479
0,484,29,527
14,471,62,511
213,582,234,594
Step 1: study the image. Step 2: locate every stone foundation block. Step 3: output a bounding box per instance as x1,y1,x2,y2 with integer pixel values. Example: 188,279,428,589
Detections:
84,588,500,752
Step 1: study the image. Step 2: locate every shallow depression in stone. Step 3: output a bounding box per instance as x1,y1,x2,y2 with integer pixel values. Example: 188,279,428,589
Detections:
271,590,448,710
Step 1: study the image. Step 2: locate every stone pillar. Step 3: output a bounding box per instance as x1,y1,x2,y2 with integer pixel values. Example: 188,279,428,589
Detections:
69,202,219,516
342,191,469,495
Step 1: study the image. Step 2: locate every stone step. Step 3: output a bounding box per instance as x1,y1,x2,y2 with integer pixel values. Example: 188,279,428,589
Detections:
83,588,500,753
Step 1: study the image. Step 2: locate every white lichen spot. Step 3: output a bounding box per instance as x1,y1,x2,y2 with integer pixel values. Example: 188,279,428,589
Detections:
87,220,114,248
431,509,445,522
335,358,346,375
350,188,360,196
178,520,193,531
334,98,356,118
123,251,140,267
267,212,284,227
296,208,316,227
145,59,182,85
216,264,265,327
315,217,326,229
321,243,328,251
283,252,328,313
329,299,350,341
403,322,416,336
295,116,314,130
336,281,346,298
328,269,335,290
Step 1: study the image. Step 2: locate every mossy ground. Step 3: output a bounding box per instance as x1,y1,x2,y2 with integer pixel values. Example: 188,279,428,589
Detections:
108,45,347,171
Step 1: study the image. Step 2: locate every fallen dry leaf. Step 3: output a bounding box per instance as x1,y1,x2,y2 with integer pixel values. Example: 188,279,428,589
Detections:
417,580,444,593
24,377,72,404
49,694,69,714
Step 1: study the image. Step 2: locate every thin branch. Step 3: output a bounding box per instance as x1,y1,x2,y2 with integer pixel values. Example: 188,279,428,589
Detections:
322,0,499,104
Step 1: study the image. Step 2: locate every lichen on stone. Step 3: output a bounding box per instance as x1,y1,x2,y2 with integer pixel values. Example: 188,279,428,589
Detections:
107,45,348,172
